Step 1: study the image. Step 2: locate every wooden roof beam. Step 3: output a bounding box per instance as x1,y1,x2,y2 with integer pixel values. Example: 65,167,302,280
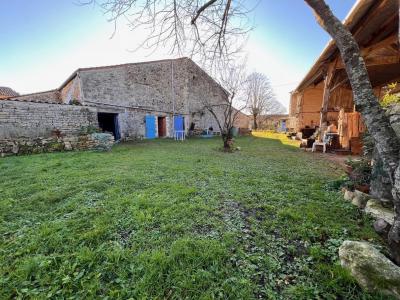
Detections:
351,0,389,39
336,55,399,69
330,78,349,93
362,34,398,55
363,13,398,46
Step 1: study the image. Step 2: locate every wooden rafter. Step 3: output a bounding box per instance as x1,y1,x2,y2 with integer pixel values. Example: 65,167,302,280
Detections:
335,33,399,69
362,35,398,55
364,13,398,46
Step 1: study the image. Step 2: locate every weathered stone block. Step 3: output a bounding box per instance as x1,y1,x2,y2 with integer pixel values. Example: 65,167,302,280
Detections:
344,189,354,201
351,190,370,208
339,241,400,299
365,199,395,225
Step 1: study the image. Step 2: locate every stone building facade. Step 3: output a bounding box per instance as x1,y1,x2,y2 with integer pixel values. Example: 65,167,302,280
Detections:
57,57,228,139
0,58,230,154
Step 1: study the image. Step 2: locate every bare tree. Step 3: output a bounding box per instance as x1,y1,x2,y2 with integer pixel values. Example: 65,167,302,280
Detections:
245,72,284,129
80,0,253,69
201,60,247,151
304,0,400,264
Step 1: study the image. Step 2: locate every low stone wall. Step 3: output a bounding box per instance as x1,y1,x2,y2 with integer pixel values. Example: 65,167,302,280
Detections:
0,100,112,156
0,100,98,139
0,133,114,157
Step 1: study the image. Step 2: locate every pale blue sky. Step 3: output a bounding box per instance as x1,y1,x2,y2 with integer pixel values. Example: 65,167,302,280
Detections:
0,0,355,108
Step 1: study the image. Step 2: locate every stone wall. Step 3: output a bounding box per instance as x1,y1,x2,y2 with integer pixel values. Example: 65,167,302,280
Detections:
61,76,81,104
0,100,99,155
78,58,228,138
0,133,114,156
80,59,188,115
118,109,173,140
185,60,227,131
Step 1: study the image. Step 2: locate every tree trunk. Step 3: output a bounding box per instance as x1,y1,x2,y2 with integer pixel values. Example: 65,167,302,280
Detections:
370,147,394,200
223,138,230,150
304,0,400,264
391,167,400,264
253,115,258,130
222,132,233,151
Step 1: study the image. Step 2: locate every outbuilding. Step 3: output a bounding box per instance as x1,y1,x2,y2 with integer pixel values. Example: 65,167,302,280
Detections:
289,0,399,153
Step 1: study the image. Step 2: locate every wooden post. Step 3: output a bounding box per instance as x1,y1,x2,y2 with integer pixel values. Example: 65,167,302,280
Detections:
319,61,336,139
296,92,304,132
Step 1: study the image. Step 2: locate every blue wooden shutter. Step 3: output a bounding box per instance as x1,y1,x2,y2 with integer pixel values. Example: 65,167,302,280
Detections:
174,115,184,131
174,115,184,139
145,115,156,139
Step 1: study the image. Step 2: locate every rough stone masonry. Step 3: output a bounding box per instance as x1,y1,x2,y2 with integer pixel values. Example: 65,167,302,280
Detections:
0,100,102,155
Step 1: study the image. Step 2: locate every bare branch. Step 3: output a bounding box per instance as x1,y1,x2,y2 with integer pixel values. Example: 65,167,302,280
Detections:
78,0,253,69
191,0,217,25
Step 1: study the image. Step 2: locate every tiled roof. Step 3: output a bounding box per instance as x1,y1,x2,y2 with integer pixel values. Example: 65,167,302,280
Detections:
0,86,19,97
5,89,63,104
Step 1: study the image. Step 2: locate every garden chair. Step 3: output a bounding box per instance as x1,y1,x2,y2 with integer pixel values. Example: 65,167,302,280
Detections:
312,133,328,153
174,130,185,141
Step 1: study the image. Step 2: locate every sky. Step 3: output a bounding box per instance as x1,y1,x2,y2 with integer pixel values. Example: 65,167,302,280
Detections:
0,0,355,110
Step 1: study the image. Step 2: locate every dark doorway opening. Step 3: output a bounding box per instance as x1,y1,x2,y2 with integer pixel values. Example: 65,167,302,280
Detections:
158,116,167,137
98,112,120,140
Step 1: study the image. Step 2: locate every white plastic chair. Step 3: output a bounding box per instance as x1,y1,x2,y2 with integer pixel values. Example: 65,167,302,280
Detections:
312,134,328,153
174,130,185,141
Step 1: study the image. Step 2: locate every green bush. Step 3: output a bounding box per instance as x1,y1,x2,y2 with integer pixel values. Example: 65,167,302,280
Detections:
348,158,372,186
381,83,400,107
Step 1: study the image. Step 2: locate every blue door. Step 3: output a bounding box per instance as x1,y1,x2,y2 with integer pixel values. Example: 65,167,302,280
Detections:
174,115,184,139
145,115,156,139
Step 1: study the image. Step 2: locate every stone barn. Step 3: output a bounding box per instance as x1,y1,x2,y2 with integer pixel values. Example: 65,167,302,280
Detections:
1,58,228,155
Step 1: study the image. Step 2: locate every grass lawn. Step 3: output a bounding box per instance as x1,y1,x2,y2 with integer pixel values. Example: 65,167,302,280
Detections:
0,133,388,299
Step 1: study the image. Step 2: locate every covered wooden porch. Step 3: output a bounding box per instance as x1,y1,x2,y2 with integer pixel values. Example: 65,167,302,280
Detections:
290,0,399,154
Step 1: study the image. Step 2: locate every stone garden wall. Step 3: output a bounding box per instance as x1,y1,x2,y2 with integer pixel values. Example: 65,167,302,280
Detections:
0,100,109,156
